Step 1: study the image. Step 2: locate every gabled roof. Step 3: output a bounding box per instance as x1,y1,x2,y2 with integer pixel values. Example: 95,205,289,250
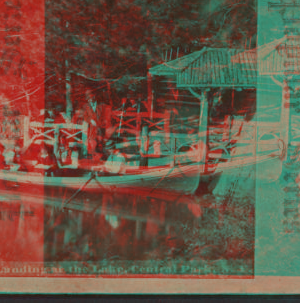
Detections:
177,48,256,87
231,36,287,63
149,36,300,88
231,35,300,75
149,49,204,76
149,47,257,88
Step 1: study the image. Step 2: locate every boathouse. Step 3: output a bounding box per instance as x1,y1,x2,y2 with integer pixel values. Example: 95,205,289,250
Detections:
148,42,294,172
149,47,258,172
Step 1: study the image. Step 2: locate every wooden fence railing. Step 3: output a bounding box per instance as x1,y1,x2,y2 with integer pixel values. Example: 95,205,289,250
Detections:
112,110,166,136
25,120,88,155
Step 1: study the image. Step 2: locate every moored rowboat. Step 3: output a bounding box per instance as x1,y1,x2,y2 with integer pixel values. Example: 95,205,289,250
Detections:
0,161,203,197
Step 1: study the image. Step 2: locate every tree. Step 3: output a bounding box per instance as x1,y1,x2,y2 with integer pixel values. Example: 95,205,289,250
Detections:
45,0,257,109
204,0,257,48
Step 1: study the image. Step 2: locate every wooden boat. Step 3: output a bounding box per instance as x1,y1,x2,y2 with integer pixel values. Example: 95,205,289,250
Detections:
0,109,284,200
0,160,203,199
0,147,281,204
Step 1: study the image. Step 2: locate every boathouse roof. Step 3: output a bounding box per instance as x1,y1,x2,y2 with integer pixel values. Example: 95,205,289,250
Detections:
149,36,300,89
149,47,257,88
231,35,300,76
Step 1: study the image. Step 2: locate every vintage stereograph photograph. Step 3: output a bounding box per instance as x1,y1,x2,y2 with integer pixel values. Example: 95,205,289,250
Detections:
0,0,300,294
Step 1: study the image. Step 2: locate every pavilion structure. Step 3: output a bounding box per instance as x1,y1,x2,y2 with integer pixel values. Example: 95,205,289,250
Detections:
18,40,296,173
149,42,292,173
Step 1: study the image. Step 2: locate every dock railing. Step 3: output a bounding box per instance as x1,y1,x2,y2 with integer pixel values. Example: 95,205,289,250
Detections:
24,118,89,156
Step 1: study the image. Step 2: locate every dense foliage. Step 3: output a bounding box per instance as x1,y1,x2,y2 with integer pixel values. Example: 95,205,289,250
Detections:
45,0,257,107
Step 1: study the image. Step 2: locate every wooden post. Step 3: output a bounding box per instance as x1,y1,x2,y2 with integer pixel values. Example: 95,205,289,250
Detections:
54,124,59,156
140,125,149,168
171,137,176,166
147,72,153,120
188,88,209,172
66,65,72,120
150,90,154,121
199,91,208,173
82,122,88,157
135,220,142,240
23,116,30,148
137,101,141,138
281,80,290,161
222,115,231,142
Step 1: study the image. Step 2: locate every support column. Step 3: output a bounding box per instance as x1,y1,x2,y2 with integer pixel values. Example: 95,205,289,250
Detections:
66,64,72,120
199,92,208,173
188,88,209,173
82,122,88,157
135,220,142,240
140,125,149,168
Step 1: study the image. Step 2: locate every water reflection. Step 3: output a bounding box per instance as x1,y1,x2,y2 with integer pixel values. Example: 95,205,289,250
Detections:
0,181,254,275
0,200,43,262
43,189,254,274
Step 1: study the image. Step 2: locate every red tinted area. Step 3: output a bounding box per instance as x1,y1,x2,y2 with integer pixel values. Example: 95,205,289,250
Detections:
0,0,44,263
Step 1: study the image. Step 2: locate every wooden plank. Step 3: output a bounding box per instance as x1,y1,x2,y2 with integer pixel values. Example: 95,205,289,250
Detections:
184,65,188,86
206,51,212,84
227,50,234,84
203,53,207,84
191,61,196,85
210,51,217,85
249,52,257,85
196,58,200,84
213,50,220,84
232,52,239,85
188,62,192,85
219,50,226,85
30,122,86,130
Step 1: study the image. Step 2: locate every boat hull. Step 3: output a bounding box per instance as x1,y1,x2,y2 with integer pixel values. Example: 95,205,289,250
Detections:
0,152,279,206
0,163,203,203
